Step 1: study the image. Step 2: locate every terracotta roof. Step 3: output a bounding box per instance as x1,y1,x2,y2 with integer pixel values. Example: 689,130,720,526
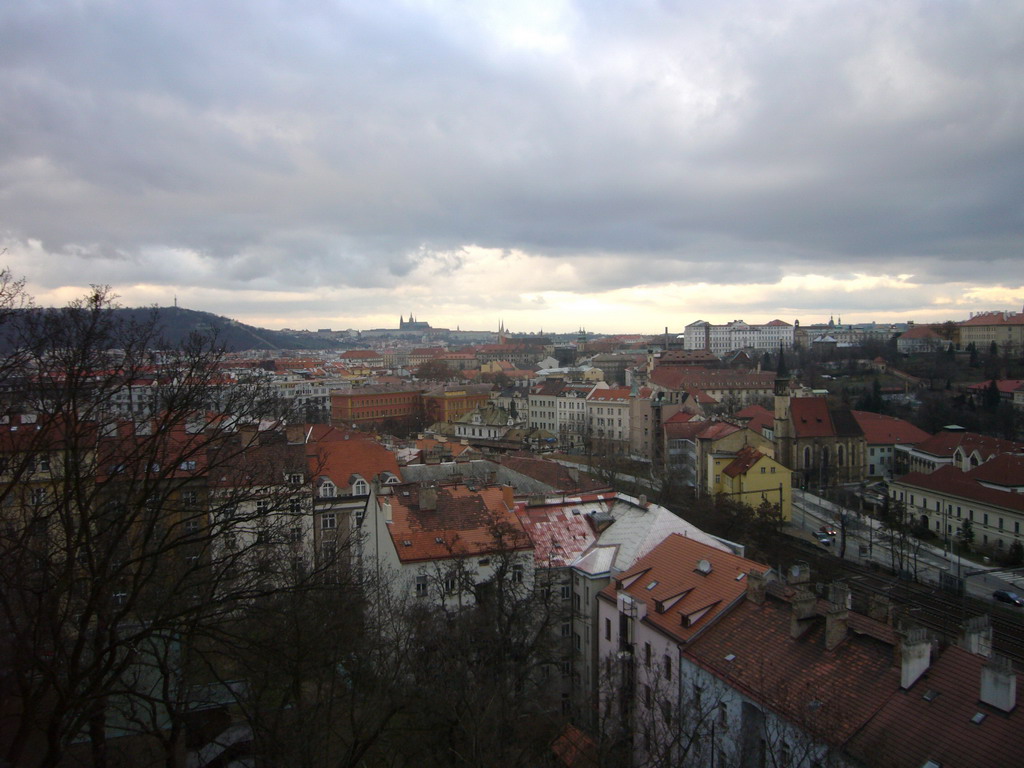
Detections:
846,646,1024,768
650,366,774,392
722,445,765,478
851,410,931,446
966,379,1024,396
734,404,774,433
307,432,401,490
897,465,1024,514
685,591,898,748
598,533,768,645
499,455,608,494
515,498,608,567
911,429,1023,460
384,483,530,562
967,452,1024,488
662,410,696,426
790,398,862,439
588,386,652,402
899,325,943,340
550,723,599,768
960,310,1024,326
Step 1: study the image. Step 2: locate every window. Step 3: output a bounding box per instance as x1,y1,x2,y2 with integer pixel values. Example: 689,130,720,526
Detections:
644,642,651,668
605,618,611,641
184,519,200,535
256,499,270,513
181,489,198,507
352,478,369,495
664,654,672,681
415,575,428,597
288,473,303,485
512,563,524,583
31,487,47,505
289,525,302,542
180,460,196,471
321,513,337,530
574,632,581,650
320,482,336,499
289,498,302,515
561,622,571,638
561,585,571,600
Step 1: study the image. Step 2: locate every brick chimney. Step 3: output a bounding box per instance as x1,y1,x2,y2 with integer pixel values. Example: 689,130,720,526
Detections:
825,583,850,651
790,587,817,639
980,655,1017,712
900,628,932,690
960,615,993,658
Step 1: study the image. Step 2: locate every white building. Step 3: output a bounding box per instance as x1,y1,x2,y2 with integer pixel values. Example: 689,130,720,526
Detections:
684,319,794,355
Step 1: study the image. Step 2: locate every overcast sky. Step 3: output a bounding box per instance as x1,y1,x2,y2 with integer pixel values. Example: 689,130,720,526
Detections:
2,1,1022,334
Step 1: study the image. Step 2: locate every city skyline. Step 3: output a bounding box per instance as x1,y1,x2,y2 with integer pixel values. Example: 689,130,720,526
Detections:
2,1,1023,334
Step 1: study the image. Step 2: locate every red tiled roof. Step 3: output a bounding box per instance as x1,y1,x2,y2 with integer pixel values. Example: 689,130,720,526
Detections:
966,379,1024,395
897,466,1024,514
499,455,609,494
911,430,1023,460
967,452,1024,487
846,646,1024,768
722,445,765,478
790,397,835,438
598,533,768,645
851,411,931,446
307,432,401,489
515,499,609,567
960,311,1024,326
899,325,943,340
685,592,898,748
384,483,530,562
735,404,774,433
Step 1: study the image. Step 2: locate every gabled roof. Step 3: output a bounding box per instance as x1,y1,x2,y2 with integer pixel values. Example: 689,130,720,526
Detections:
599,533,767,644
789,398,862,439
851,411,931,446
899,325,943,340
966,379,1024,396
722,445,765,478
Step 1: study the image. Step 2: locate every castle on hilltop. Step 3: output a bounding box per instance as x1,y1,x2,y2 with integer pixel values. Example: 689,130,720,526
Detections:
399,314,431,332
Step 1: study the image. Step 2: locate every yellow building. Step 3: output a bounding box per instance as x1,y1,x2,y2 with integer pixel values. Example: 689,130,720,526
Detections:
712,445,792,522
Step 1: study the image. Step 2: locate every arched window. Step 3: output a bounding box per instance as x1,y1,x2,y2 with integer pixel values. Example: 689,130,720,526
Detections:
319,481,336,499
837,445,845,467
352,478,369,496
803,446,811,468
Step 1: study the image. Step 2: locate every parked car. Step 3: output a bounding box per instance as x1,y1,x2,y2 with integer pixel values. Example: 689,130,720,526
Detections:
816,534,832,546
819,525,837,537
993,590,1024,606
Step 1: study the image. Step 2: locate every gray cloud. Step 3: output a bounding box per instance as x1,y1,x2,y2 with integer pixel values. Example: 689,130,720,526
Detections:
1,0,1022,326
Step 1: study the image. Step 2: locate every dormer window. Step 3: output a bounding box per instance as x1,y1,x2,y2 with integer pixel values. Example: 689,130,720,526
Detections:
319,481,336,499
352,478,369,496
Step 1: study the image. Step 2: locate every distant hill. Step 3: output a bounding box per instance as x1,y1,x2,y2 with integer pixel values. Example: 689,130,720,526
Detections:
114,307,347,352
2,306,347,353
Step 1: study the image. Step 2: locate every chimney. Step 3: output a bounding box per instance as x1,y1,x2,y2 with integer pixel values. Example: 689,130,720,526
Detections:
501,484,515,510
746,569,767,605
790,587,817,639
900,628,932,690
824,583,850,651
960,615,993,658
980,655,1017,712
419,485,438,511
380,497,393,524
867,594,894,626
638,494,648,508
787,563,810,587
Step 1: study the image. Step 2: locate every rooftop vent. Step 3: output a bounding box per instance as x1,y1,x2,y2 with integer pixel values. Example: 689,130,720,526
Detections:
696,559,713,575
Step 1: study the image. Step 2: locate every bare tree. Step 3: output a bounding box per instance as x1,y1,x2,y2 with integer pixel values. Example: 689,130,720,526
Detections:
0,286,316,767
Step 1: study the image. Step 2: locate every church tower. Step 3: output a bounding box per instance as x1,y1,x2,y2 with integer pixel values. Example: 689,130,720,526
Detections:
773,344,793,468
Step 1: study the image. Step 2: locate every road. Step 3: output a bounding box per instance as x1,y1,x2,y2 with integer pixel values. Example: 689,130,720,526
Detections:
789,489,1019,602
